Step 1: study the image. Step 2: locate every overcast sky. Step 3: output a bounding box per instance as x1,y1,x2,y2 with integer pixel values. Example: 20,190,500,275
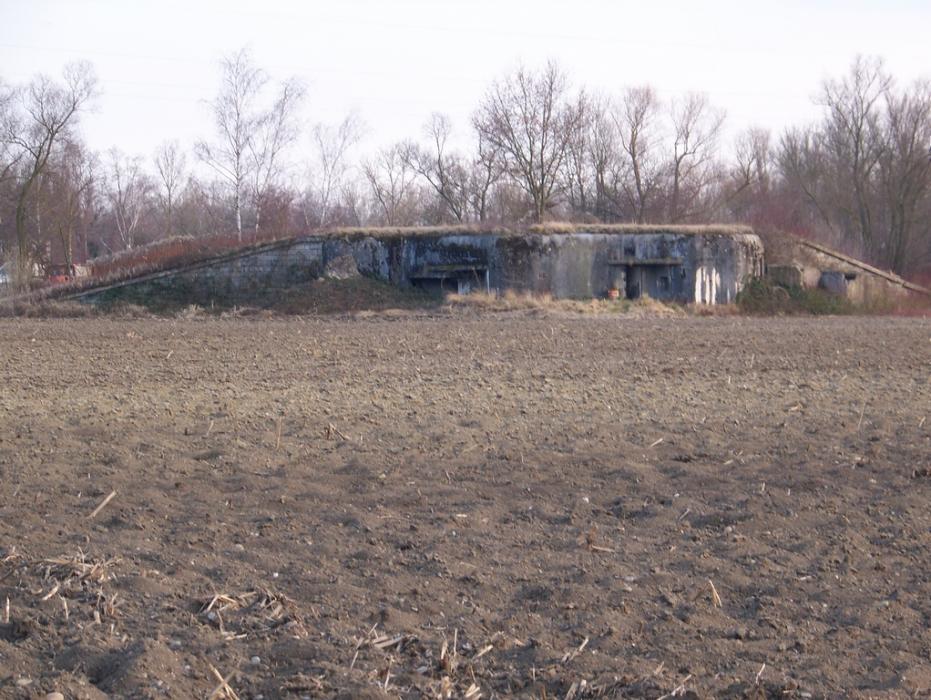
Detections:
1,0,928,163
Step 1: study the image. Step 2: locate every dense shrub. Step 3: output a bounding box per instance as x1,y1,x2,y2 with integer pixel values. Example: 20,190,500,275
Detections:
737,277,854,315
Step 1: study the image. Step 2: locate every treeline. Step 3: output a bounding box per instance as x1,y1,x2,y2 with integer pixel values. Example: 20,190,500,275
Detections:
1,52,929,285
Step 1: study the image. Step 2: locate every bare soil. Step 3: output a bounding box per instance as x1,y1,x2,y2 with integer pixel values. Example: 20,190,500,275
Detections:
0,313,929,699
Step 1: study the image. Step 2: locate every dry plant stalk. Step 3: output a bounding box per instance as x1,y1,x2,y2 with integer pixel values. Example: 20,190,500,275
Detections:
42,552,120,584
371,634,405,651
583,526,615,553
88,490,117,519
440,629,460,674
472,644,493,662
561,637,589,664
708,579,722,607
207,662,240,700
40,582,60,601
658,674,693,700
199,588,308,640
324,423,348,441
755,663,766,685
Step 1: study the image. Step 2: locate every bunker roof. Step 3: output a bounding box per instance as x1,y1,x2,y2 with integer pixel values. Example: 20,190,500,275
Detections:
324,223,755,239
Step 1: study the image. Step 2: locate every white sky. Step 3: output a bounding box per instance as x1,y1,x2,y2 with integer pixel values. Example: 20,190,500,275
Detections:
1,0,928,164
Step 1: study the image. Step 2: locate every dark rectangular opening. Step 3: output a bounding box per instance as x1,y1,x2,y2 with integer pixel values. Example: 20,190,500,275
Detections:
410,266,488,297
411,277,459,296
625,266,642,299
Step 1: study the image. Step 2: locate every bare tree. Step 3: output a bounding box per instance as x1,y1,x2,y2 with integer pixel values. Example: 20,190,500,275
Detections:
46,138,97,267
468,130,503,222
0,61,96,281
335,178,367,227
732,128,772,193
400,113,472,222
362,145,420,226
562,95,593,217
248,77,304,236
580,95,624,221
817,55,891,256
304,113,364,227
772,56,930,271
473,61,586,221
171,177,230,240
616,86,664,223
154,140,186,237
668,93,725,222
877,80,931,273
196,49,267,241
0,81,22,194
779,126,843,238
106,149,151,250
725,127,774,224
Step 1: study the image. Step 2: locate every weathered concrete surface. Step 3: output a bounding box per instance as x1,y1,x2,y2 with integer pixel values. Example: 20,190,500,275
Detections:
70,228,764,307
326,229,764,304
73,238,324,308
765,235,929,304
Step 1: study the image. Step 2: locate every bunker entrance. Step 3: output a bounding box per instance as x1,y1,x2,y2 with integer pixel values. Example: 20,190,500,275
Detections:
626,267,643,299
608,254,684,300
410,265,489,297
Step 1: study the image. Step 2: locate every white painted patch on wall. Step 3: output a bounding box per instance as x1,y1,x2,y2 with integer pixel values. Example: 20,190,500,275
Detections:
694,265,722,304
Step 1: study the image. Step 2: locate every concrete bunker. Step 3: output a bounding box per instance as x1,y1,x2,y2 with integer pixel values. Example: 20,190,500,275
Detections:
764,235,929,304
365,226,765,305
66,225,767,308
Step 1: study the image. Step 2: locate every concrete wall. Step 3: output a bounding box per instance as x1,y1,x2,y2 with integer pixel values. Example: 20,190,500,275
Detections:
75,238,324,308
71,229,764,307
326,230,764,304
766,236,928,305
